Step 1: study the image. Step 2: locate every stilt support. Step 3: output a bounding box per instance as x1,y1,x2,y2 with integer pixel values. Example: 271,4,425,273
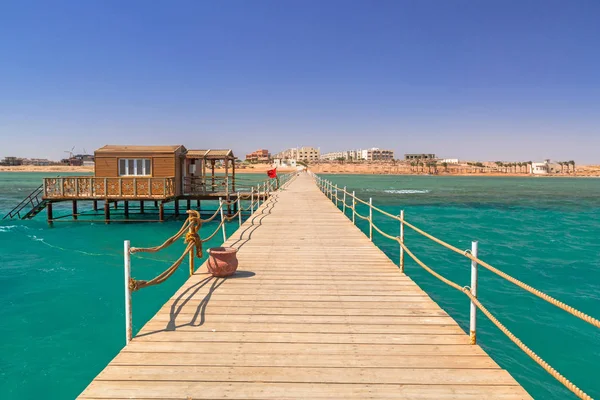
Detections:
47,202,53,226
104,201,111,224
159,203,164,222
174,200,179,216
93,200,98,212
72,200,78,220
124,201,129,219
140,201,144,214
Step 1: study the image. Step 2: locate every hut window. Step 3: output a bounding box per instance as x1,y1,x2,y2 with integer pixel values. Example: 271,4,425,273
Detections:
118,158,151,176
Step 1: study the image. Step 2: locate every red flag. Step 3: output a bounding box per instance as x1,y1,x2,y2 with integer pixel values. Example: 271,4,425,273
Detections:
267,168,277,178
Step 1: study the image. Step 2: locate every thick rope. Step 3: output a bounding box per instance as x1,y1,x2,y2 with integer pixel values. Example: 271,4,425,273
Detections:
129,210,202,292
200,219,225,243
130,219,190,253
372,222,398,241
398,239,592,400
399,217,600,329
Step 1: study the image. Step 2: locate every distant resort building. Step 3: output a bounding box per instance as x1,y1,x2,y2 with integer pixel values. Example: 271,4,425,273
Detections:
530,160,551,175
404,153,436,161
1,156,24,166
245,149,271,163
273,158,297,168
440,158,459,164
275,147,320,162
320,148,395,162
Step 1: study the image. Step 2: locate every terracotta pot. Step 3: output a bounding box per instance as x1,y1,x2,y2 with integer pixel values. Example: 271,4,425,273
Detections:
207,247,239,277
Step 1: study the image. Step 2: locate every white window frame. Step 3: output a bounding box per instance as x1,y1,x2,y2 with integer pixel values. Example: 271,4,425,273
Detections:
118,158,152,176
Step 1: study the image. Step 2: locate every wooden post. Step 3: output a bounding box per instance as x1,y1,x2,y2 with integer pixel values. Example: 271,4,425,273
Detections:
174,200,179,216
189,246,194,277
470,241,479,345
211,160,215,191
114,201,118,210
219,197,226,242
124,201,129,219
186,199,191,211
47,201,53,226
140,201,144,214
159,202,164,222
232,157,236,193
154,201,158,208
93,200,98,212
196,199,200,208
104,201,111,224
400,210,405,273
124,240,132,344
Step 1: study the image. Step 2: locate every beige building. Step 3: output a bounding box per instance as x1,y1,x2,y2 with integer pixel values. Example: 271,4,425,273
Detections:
275,147,320,162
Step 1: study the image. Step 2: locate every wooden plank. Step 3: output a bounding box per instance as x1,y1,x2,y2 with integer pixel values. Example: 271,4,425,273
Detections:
137,321,465,335
78,173,531,399
112,351,498,368
80,381,531,400
96,365,519,385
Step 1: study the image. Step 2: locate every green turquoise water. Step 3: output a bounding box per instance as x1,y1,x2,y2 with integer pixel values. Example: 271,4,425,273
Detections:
1,172,599,399
321,174,600,400
0,172,269,399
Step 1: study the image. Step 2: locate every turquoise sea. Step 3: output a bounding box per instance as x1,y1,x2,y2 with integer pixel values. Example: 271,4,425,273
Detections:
1,172,599,399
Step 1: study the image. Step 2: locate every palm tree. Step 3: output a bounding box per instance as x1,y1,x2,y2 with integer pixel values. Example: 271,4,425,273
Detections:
410,162,416,172
569,160,576,174
495,161,503,172
558,162,564,174
442,162,448,173
526,161,532,174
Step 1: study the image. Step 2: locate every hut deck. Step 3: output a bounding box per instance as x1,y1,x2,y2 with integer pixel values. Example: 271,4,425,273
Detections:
78,174,531,399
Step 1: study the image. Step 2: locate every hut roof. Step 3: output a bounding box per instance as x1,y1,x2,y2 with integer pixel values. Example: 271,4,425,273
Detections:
96,145,185,154
186,149,235,160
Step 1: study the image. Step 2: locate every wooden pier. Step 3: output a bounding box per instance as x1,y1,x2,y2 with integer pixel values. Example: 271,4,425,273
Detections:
79,173,531,399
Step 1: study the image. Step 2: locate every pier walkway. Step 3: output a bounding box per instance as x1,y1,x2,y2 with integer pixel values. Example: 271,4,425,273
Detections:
79,173,531,399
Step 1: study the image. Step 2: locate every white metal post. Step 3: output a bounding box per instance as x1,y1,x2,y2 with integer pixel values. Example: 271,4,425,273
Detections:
237,192,242,227
256,184,260,208
335,185,338,206
219,197,226,242
343,186,346,214
400,210,405,273
470,241,479,345
124,240,132,345
352,191,356,224
251,188,254,215
369,197,373,241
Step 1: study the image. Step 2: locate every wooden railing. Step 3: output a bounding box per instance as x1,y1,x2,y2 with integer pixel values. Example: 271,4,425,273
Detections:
43,177,176,199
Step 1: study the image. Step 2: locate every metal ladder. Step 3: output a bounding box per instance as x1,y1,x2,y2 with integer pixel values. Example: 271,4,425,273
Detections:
2,185,48,220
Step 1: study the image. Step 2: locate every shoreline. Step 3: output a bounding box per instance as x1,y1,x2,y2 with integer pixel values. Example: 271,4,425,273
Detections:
1,164,599,178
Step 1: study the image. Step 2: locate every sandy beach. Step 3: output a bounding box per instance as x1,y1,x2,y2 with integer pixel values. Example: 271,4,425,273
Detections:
2,163,599,177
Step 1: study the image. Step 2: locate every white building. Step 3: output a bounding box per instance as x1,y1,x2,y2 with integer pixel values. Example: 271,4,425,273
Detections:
530,160,550,175
441,158,459,164
273,158,297,168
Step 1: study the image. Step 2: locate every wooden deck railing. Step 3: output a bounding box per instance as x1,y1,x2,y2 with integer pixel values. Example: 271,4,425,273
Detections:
43,177,176,199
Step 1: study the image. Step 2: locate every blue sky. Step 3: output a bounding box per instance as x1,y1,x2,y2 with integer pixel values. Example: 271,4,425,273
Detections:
1,0,599,163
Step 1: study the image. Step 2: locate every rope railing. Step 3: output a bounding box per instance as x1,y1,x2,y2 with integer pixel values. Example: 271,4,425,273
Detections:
121,171,298,344
312,173,597,400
